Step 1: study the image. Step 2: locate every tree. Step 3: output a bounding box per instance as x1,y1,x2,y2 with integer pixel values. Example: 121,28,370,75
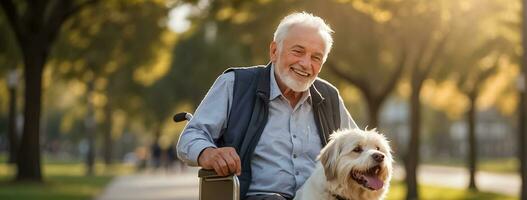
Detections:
520,0,527,198
443,38,513,191
316,0,407,128
49,1,171,167
169,0,287,104
431,0,517,191
400,1,452,199
315,1,451,198
459,55,501,191
0,0,98,181
0,14,21,164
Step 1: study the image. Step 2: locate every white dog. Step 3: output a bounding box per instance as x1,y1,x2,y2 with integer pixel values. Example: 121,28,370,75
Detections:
295,128,393,200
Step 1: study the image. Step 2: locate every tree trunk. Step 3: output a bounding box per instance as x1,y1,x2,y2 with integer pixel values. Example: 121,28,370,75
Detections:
103,102,113,165
7,84,18,164
521,0,527,199
405,82,421,200
154,125,162,145
16,44,46,181
1,0,98,182
366,99,381,129
85,82,96,176
520,80,526,200
467,93,478,191
520,63,527,200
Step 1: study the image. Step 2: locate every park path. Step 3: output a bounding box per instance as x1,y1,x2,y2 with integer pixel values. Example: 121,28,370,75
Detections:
96,167,200,200
96,165,520,200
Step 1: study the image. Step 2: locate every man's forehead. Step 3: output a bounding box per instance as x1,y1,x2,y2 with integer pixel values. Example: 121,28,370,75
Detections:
283,27,326,53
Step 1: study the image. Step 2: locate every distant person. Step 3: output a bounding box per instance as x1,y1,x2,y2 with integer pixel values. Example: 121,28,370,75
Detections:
151,142,162,169
135,146,148,171
164,144,179,172
177,12,358,200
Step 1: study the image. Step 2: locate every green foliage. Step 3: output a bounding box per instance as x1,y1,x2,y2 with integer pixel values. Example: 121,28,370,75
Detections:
52,1,168,77
318,0,409,89
169,0,308,107
0,11,20,74
43,1,172,136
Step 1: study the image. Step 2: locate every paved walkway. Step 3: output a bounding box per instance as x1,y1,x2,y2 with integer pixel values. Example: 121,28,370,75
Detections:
96,168,200,200
96,165,520,200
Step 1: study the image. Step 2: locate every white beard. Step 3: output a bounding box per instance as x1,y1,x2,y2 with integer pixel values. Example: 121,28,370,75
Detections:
275,64,316,92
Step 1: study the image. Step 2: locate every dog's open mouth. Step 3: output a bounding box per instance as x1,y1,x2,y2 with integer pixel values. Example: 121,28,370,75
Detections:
350,165,384,190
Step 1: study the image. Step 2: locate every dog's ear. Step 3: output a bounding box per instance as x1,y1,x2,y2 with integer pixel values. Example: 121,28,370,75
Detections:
319,138,340,181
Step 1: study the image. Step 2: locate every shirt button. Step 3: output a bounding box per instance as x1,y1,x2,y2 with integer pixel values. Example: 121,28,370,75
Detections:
295,171,299,175
293,135,297,138
293,154,297,158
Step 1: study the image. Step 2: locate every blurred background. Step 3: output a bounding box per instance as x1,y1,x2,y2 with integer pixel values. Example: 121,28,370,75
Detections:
0,0,526,199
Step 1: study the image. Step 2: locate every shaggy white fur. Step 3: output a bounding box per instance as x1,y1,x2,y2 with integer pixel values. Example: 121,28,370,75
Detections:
294,128,393,200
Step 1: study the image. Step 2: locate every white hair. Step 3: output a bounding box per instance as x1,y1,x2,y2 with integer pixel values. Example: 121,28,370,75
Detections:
273,12,334,61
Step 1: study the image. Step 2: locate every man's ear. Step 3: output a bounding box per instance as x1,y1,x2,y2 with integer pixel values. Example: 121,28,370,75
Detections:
269,41,277,62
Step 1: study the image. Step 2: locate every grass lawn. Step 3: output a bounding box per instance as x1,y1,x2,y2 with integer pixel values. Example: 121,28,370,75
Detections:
386,180,516,200
423,158,518,174
0,161,134,200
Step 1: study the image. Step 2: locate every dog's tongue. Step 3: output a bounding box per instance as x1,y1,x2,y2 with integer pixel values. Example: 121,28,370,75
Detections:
364,175,383,190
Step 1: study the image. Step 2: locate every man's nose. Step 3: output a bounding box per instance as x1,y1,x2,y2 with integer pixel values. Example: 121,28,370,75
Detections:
298,55,311,68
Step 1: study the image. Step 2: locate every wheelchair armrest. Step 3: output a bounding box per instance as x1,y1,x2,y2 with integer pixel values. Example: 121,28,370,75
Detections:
198,168,235,178
198,168,241,200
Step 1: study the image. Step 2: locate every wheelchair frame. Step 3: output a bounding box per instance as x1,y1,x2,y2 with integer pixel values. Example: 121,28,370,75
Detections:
174,112,240,200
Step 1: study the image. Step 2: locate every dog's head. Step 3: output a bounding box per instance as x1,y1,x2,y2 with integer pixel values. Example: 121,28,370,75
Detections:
319,128,393,197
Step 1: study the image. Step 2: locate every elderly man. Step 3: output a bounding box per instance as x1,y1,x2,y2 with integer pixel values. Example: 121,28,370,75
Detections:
177,12,358,200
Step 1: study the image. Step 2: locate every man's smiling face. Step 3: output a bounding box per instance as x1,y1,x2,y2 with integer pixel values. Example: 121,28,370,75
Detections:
270,25,326,92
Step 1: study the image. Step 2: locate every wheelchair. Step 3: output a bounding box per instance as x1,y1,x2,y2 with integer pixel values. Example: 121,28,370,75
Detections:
174,112,240,200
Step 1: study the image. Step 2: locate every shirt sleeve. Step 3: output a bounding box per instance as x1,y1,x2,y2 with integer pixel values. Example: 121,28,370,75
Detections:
338,94,359,130
176,72,235,166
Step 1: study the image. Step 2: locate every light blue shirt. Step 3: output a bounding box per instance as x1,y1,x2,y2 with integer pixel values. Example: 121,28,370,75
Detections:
177,65,358,197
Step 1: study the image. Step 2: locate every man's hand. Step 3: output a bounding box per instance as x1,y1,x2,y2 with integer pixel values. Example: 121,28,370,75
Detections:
198,147,241,176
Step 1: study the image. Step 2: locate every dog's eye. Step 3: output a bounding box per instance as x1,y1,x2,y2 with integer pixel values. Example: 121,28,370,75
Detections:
376,147,380,151
353,146,363,153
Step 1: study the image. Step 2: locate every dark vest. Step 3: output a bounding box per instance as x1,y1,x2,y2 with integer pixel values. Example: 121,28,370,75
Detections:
220,63,341,198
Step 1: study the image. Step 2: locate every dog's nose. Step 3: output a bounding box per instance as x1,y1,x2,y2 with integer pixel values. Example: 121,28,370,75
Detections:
372,153,384,163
